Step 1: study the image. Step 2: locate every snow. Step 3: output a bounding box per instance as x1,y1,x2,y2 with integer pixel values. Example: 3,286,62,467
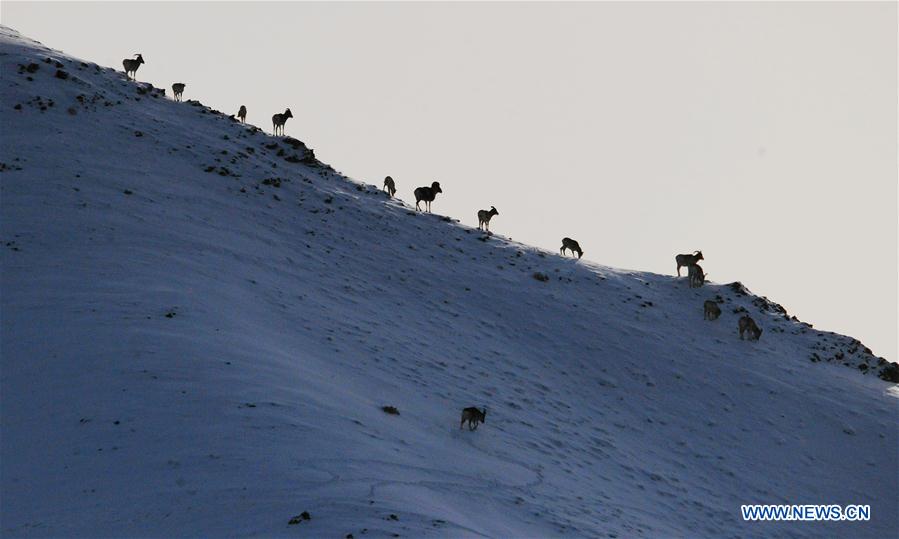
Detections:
1,26,896,538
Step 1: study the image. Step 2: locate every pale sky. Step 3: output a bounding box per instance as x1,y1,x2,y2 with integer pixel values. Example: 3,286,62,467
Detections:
3,1,896,361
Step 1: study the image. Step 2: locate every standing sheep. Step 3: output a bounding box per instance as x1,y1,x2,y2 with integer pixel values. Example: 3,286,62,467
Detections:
237,105,247,123
675,251,704,277
122,54,144,81
171,83,186,102
477,206,499,232
413,181,442,212
272,108,293,136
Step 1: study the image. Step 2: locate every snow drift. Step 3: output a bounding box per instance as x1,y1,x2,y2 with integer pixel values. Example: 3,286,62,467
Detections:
1,26,897,538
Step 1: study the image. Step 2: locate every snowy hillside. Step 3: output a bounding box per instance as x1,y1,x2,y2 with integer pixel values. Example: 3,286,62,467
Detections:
1,26,896,538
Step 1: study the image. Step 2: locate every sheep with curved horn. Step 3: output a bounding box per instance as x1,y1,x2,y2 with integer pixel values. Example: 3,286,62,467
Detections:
271,108,293,136
477,206,499,232
413,181,442,212
675,250,703,277
122,54,144,81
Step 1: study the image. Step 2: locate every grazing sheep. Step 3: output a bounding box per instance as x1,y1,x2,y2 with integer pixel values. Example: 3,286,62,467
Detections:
237,105,247,123
122,54,144,81
687,263,705,288
271,108,293,136
460,407,487,431
560,237,583,259
703,300,721,320
739,315,763,341
675,250,703,276
171,83,185,102
414,181,442,212
477,206,499,232
383,176,396,197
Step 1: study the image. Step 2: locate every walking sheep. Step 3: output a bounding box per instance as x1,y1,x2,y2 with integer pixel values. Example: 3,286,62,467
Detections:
675,251,703,277
739,315,763,341
477,206,499,232
460,407,487,431
122,54,144,81
561,237,583,259
383,176,396,197
703,300,721,320
237,105,247,123
171,83,185,102
272,108,293,136
414,181,442,212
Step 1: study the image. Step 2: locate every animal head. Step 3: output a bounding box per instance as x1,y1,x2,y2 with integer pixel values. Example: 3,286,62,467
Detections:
239,105,246,111
490,206,498,215
284,108,293,118
694,250,704,260
135,54,144,64
431,181,442,193
384,176,393,185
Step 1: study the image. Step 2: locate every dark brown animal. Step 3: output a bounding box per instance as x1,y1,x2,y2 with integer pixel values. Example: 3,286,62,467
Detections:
383,176,396,197
460,407,487,430
477,206,499,231
414,181,442,212
703,300,721,320
171,83,186,102
676,251,703,276
122,54,144,81
561,237,583,259
237,105,247,123
739,315,762,341
688,263,705,288
272,108,293,136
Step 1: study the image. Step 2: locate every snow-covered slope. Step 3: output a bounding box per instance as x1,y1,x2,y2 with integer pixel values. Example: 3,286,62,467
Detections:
1,26,896,538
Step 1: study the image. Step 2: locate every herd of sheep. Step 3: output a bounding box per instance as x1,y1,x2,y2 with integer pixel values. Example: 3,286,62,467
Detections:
121,52,765,368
